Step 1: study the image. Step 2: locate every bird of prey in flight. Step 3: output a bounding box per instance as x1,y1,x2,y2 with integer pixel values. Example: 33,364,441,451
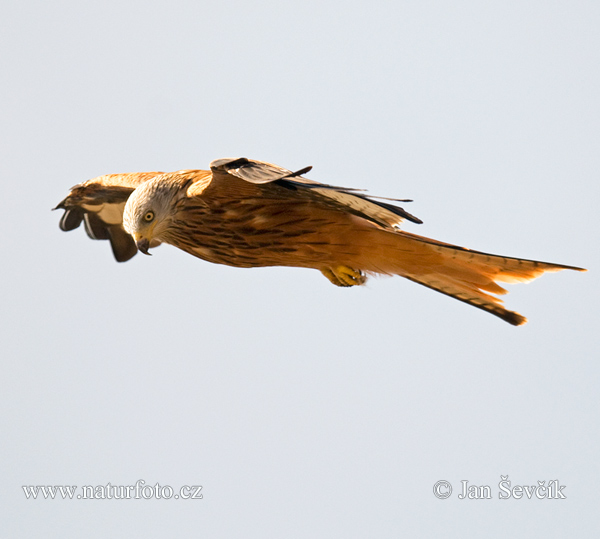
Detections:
54,157,584,326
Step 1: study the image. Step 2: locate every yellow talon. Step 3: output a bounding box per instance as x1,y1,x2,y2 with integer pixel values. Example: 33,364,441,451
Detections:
321,266,366,287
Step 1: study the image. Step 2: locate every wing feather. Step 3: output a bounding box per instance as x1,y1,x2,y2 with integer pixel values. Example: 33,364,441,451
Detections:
209,157,422,228
55,172,162,262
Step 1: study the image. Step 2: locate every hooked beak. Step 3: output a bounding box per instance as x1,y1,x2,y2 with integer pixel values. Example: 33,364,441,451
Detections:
135,236,152,256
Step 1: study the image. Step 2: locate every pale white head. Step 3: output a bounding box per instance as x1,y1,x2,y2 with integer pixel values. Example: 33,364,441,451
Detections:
123,176,182,255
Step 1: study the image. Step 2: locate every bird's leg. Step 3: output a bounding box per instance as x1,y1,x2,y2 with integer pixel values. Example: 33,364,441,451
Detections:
321,266,367,287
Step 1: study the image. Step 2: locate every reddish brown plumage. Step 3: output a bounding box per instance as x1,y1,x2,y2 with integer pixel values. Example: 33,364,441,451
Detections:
56,158,585,325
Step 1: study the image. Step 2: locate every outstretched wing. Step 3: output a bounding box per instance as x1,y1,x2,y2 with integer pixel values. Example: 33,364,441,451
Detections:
210,157,422,228
54,172,162,262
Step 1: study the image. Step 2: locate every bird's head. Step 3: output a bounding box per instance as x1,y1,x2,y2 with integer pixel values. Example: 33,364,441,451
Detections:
123,175,182,255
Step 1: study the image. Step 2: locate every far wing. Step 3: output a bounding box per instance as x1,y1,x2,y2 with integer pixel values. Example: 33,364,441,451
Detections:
209,157,422,228
54,172,162,262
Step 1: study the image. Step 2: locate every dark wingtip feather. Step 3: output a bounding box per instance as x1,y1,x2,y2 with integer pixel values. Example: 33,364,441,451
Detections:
362,196,423,225
59,208,84,231
108,227,138,262
281,166,313,179
83,213,110,240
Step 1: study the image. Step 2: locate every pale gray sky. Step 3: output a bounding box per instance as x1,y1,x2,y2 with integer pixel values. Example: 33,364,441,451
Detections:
1,0,599,537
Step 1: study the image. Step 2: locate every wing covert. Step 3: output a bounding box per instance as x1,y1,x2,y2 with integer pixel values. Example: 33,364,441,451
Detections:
210,157,422,228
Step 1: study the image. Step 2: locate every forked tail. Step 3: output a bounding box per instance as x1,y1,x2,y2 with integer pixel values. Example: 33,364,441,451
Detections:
355,229,585,325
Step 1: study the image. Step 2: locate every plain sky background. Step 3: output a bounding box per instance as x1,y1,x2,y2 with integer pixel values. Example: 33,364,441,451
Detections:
1,0,598,537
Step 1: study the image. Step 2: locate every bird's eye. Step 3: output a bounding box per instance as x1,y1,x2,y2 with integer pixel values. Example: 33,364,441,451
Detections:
143,211,155,222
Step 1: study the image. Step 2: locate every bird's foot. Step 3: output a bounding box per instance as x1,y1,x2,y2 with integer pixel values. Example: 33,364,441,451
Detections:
321,266,366,287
